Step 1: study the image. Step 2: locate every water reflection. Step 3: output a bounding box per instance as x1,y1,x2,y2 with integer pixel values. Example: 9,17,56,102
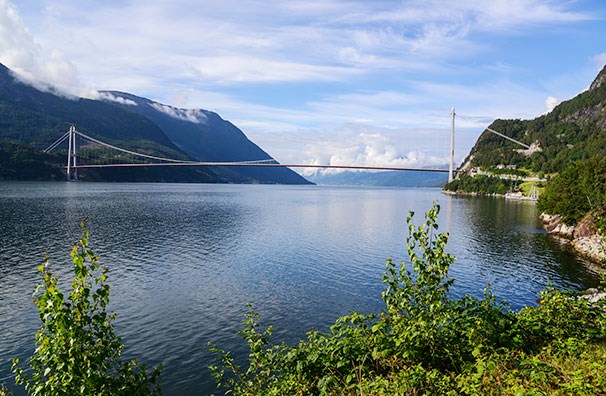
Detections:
0,182,600,395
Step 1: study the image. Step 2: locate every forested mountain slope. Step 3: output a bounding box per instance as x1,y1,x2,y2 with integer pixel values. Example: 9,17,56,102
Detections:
450,66,606,263
462,65,606,174
0,63,310,184
100,91,311,184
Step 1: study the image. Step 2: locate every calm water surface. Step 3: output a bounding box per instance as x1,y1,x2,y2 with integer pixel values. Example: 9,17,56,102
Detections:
0,182,600,395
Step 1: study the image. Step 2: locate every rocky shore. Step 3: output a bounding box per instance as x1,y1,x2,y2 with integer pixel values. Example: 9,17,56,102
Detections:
540,213,606,265
442,191,605,265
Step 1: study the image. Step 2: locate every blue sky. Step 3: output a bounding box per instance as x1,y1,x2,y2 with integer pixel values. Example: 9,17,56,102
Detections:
0,0,605,174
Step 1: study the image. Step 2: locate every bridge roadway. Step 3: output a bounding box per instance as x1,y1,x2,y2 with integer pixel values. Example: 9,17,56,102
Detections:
72,162,452,173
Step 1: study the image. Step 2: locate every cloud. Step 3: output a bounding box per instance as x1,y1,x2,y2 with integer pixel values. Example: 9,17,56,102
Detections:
298,126,450,176
0,0,39,72
544,96,559,113
360,1,593,30
94,91,138,106
0,0,83,96
189,56,362,84
150,102,208,124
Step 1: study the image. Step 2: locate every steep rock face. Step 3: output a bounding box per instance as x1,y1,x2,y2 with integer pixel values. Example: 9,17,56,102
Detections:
589,66,606,91
562,67,606,129
100,91,312,185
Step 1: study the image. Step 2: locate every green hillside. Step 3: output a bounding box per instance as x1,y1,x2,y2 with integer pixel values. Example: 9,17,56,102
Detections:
100,91,312,185
0,141,64,180
0,63,222,182
0,63,310,184
0,65,185,158
448,66,606,234
461,65,606,174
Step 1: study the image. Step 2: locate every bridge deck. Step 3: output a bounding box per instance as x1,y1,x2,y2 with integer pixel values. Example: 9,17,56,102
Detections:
73,162,451,173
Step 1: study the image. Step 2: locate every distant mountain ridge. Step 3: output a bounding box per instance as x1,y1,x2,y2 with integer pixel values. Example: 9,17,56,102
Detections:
307,170,448,187
460,65,606,174
0,62,310,184
100,91,310,184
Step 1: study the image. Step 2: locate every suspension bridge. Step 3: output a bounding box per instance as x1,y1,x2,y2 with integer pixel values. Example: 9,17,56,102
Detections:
44,124,457,181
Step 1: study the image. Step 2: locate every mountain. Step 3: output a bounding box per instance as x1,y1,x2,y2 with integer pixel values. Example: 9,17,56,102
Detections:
307,170,448,187
460,65,606,174
0,63,310,184
448,66,606,264
0,63,218,182
99,91,310,184
0,140,64,180
0,64,179,154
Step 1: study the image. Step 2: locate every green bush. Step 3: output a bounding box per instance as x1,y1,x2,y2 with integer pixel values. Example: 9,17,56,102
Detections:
0,384,12,396
210,203,606,395
11,222,162,396
538,155,606,225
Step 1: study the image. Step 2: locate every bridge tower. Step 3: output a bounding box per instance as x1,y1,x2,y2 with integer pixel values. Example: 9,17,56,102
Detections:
448,107,455,183
66,125,78,181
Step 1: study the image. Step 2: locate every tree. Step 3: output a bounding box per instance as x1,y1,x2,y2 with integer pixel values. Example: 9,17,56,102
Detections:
538,156,606,225
12,222,162,396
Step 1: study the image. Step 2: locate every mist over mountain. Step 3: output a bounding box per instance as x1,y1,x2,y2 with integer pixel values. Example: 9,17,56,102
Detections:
99,91,310,184
0,62,310,184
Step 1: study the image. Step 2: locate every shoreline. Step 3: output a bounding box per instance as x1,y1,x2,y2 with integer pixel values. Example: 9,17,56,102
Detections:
442,189,537,202
540,213,605,266
442,190,604,266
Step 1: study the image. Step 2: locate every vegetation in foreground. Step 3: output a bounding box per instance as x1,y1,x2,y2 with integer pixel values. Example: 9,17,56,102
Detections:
210,203,606,395
3,206,606,395
8,222,162,396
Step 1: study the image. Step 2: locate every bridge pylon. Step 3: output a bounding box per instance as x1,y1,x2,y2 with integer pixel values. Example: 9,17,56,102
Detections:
448,107,455,183
66,125,78,181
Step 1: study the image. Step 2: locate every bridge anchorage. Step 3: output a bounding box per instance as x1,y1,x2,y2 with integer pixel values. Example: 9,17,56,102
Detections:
44,125,457,182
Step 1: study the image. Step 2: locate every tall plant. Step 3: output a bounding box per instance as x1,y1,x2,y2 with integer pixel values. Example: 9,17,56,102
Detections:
12,222,162,396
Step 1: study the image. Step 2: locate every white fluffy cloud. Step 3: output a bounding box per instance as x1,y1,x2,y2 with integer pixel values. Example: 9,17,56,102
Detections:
254,124,453,176
544,96,559,113
0,0,603,169
0,0,82,96
95,92,138,106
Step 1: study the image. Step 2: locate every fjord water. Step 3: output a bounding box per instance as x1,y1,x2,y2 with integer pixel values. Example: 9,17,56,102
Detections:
0,182,600,395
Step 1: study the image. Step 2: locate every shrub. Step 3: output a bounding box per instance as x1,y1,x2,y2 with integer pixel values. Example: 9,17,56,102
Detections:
11,222,162,396
210,203,606,395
